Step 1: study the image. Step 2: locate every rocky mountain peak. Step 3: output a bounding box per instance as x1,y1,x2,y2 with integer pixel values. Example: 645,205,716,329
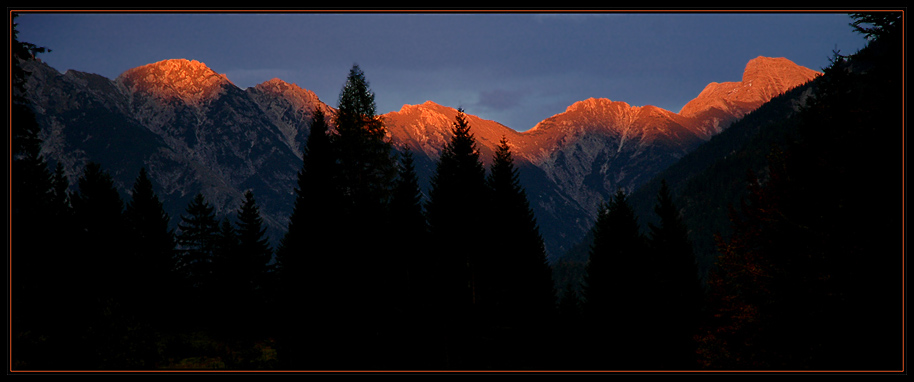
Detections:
116,58,233,105
677,56,821,132
564,97,630,114
251,77,332,116
741,56,816,82
255,78,310,97
740,56,822,99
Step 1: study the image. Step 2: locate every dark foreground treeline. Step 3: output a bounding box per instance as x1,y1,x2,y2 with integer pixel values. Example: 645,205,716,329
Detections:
10,13,903,372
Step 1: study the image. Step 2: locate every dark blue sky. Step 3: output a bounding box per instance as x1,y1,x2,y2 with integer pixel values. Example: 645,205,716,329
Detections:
15,11,869,131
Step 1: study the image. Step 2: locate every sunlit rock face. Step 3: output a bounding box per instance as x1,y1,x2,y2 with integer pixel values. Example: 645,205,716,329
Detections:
679,56,821,136
118,59,230,104
20,55,819,259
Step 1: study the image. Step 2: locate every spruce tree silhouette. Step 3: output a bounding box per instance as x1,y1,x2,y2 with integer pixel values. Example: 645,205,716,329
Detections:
233,190,272,335
390,146,429,304
487,136,556,320
176,192,219,326
235,191,272,288
485,136,557,368
425,108,492,368
211,217,240,331
277,64,398,369
124,167,177,326
334,64,397,216
277,107,336,292
387,145,438,369
646,179,703,369
71,162,128,301
330,64,398,369
275,106,340,369
177,193,218,287
582,189,650,369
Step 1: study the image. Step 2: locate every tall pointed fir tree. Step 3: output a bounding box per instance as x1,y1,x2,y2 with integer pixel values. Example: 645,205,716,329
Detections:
274,106,343,369
330,64,398,368
485,135,557,368
276,107,336,291
211,216,240,330
582,189,652,369
386,145,437,368
233,190,273,332
486,136,556,322
334,64,397,216
425,108,493,368
235,190,272,292
69,161,146,368
647,179,703,369
70,162,129,301
176,192,219,319
213,217,240,280
389,146,430,306
426,108,492,311
124,167,177,325
333,63,397,288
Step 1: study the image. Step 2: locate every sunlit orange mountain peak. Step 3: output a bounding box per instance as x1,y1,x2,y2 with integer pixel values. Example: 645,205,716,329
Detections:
678,56,821,135
116,58,233,105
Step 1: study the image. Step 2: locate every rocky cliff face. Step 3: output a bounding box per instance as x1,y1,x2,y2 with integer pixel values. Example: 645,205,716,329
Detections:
18,56,819,259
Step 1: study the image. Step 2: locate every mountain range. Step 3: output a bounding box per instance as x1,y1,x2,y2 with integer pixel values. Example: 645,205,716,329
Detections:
18,55,821,260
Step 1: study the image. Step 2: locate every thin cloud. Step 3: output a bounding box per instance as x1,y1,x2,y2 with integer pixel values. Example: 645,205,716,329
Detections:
474,88,527,113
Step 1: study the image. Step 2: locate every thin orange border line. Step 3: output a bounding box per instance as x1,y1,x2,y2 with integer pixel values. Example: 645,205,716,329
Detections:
7,8,906,374
5,8,909,13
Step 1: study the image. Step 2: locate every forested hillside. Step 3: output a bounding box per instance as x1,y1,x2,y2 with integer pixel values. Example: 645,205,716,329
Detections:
562,12,904,370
